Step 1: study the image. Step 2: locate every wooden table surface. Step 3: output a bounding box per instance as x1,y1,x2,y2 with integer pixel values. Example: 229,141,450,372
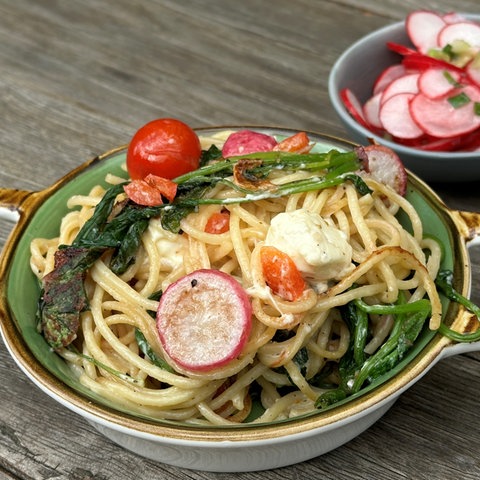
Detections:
1,1,480,478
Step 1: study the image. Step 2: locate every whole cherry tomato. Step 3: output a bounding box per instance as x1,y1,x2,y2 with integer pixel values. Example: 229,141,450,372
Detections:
126,118,201,180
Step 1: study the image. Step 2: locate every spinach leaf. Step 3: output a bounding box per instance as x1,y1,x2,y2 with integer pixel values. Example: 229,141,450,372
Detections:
315,293,430,409
435,269,480,342
135,328,174,373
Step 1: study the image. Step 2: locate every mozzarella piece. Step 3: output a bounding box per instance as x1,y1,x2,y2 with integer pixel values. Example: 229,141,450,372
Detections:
148,218,186,270
264,209,354,292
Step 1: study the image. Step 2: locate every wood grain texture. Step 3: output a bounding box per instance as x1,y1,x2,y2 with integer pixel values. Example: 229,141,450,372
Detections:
1,1,480,479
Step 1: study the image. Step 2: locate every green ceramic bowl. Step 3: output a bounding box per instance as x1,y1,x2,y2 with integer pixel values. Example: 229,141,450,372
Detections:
1,127,480,472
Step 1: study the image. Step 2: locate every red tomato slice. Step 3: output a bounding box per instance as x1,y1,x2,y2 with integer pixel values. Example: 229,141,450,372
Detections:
126,118,201,180
144,174,177,202
204,211,230,234
273,132,312,153
124,174,177,206
260,246,306,301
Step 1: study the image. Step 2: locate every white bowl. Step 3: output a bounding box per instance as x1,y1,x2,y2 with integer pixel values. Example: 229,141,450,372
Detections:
1,127,480,472
328,16,480,183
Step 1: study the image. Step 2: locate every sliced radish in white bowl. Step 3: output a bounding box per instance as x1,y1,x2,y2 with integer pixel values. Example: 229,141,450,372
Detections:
418,68,462,98
379,92,424,140
406,10,446,53
380,73,420,104
410,85,480,138
437,21,480,49
336,10,480,155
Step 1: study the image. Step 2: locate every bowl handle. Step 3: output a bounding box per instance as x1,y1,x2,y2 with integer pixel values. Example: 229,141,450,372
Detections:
0,187,35,223
442,209,480,357
450,209,480,247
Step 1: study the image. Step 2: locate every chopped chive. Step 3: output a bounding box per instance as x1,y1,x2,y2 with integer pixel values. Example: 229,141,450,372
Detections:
448,92,471,109
443,70,461,87
475,102,480,116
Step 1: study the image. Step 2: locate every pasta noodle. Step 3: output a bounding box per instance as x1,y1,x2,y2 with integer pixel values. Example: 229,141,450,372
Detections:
30,132,443,425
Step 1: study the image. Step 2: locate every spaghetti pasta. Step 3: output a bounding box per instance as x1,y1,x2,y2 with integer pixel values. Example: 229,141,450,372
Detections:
30,131,443,425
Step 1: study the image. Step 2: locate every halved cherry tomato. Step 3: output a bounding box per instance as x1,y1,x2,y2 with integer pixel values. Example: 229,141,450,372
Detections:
205,211,230,234
260,246,306,301
124,174,177,206
273,132,312,153
126,118,201,180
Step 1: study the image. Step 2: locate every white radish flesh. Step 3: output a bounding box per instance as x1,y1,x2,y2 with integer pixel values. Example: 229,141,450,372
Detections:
437,22,480,49
406,10,446,53
363,145,408,196
373,64,408,95
410,85,480,138
418,68,462,99
340,88,370,128
380,73,420,104
379,93,424,139
466,60,480,87
363,92,383,129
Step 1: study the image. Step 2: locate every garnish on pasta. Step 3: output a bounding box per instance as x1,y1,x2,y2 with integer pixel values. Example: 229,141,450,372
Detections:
30,124,479,424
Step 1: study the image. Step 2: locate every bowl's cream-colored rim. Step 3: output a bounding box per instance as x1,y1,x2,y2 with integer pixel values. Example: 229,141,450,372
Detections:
0,127,478,443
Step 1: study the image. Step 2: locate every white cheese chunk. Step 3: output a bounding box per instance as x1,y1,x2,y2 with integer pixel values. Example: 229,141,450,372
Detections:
148,218,186,270
264,209,354,292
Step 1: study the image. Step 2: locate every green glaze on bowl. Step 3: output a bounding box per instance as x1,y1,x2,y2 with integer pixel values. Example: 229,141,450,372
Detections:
0,128,470,439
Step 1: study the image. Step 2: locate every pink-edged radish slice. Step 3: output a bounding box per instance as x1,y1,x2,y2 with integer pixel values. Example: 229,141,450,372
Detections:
418,68,462,99
373,64,408,95
462,130,480,150
406,10,446,53
443,12,467,24
466,59,480,87
410,85,480,138
417,129,480,151
402,52,465,73
386,42,417,57
437,22,480,49
340,88,371,129
363,92,383,129
380,73,420,105
379,92,425,140
222,130,277,157
156,269,252,372
363,145,408,196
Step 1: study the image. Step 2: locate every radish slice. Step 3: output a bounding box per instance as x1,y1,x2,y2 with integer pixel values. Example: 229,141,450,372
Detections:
379,92,424,139
406,10,446,53
410,85,480,138
437,22,480,49
363,92,383,128
386,42,417,56
381,73,420,104
156,269,252,372
363,145,408,196
340,88,371,128
222,130,277,157
443,12,467,24
373,64,408,95
462,130,480,150
402,52,464,73
418,68,462,99
466,59,480,87
417,130,480,151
